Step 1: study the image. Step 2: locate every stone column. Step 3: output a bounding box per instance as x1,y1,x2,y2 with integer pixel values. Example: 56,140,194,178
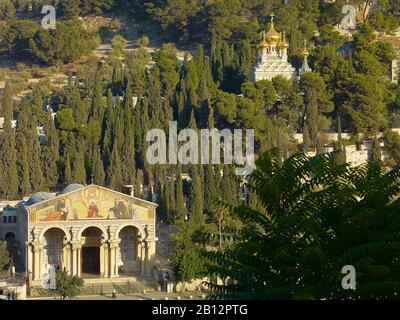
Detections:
102,241,109,278
140,241,145,276
62,240,70,273
77,245,82,277
145,240,156,275
65,245,71,273
33,242,43,281
71,241,81,276
71,245,77,276
99,240,106,278
109,239,120,278
26,242,33,276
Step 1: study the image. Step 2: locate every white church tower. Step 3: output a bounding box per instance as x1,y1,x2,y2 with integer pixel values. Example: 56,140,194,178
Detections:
250,13,296,82
299,40,312,76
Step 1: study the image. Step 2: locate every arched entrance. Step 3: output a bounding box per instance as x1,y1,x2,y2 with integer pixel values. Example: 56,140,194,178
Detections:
81,227,103,276
5,232,15,243
118,226,139,275
5,232,16,265
42,228,66,269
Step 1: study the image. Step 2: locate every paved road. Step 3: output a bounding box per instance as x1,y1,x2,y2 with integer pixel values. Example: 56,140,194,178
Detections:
29,291,207,300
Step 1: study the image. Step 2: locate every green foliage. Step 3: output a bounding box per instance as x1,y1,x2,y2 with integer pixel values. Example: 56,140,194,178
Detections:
0,82,18,199
0,241,9,277
383,129,400,166
0,0,15,19
28,21,100,65
204,148,400,299
136,35,150,47
54,269,84,300
170,221,206,282
111,34,127,57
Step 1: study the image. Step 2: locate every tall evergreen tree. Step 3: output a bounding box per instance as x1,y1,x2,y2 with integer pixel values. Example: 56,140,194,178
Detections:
64,155,73,185
176,166,186,220
334,113,346,165
160,179,171,222
42,108,59,189
0,82,18,198
72,143,87,185
189,166,204,225
15,100,31,195
28,117,44,192
107,143,123,190
91,145,105,185
204,165,217,215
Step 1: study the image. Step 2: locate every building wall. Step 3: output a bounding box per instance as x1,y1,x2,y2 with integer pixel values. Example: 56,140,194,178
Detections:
1,185,158,289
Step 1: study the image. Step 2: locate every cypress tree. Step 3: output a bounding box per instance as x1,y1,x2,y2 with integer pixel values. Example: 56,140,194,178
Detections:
195,45,204,76
169,177,176,219
64,155,73,185
72,143,87,184
334,113,346,165
107,143,123,190
303,123,311,152
176,165,186,220
371,137,382,163
135,169,144,198
220,166,238,206
147,67,163,129
207,106,215,129
15,100,31,195
91,72,105,122
91,145,105,185
161,180,171,222
0,82,18,198
189,166,204,225
188,109,197,130
102,91,115,166
121,101,136,184
67,83,87,125
42,108,59,190
29,117,44,192
176,87,186,127
204,165,217,214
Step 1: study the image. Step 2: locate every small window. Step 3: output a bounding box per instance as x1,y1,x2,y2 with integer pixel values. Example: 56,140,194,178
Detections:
7,216,12,223
2,216,6,224
12,216,16,223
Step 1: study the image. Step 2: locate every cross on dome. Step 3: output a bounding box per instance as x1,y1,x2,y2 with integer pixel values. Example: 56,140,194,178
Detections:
270,12,275,24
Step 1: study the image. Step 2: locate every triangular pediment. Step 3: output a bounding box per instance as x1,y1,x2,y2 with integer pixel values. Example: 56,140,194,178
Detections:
27,185,157,224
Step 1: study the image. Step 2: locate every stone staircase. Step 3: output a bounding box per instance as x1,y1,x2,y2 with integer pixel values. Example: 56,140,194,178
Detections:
29,276,156,298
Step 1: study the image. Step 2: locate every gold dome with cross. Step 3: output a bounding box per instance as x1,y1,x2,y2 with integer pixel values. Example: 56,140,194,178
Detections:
265,13,281,44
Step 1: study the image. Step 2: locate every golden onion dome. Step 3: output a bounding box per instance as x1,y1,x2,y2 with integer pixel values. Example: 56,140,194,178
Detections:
258,39,269,48
277,35,289,49
266,24,281,43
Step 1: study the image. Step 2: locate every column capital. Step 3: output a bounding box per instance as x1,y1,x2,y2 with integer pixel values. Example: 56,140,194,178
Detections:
33,242,43,251
144,238,156,247
109,239,121,249
71,241,83,250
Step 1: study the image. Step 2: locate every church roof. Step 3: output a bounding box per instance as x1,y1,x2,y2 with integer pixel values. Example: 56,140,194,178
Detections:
25,192,56,206
24,184,158,210
57,183,85,195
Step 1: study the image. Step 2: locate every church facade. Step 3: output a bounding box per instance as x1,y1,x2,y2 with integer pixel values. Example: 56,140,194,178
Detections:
250,14,297,82
0,184,157,287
